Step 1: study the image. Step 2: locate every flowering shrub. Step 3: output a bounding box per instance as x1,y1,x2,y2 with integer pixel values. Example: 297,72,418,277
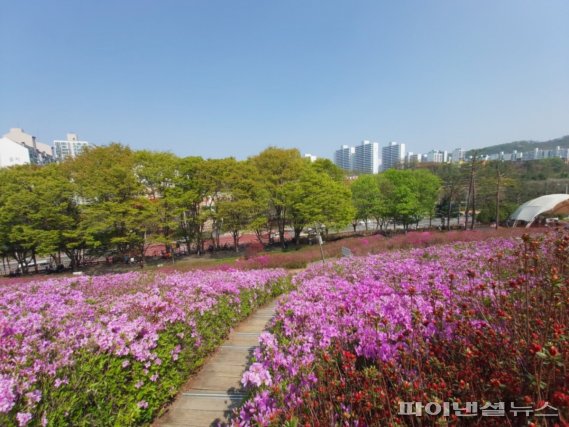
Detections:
235,229,569,426
0,269,289,426
169,227,540,273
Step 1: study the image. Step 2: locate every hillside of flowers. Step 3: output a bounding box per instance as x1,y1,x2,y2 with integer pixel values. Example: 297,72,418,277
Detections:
236,230,569,426
0,269,289,426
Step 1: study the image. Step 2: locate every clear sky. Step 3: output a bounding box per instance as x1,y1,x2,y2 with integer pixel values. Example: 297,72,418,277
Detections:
1,0,568,160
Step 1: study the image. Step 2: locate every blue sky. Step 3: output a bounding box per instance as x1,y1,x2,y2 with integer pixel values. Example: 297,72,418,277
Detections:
1,0,568,159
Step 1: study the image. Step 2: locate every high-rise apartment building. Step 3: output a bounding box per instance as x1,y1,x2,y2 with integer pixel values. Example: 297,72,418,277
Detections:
353,140,381,174
382,141,406,171
334,145,355,171
53,133,90,161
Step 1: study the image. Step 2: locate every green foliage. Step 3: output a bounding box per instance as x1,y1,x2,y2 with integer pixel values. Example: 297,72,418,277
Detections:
287,166,355,242
217,161,268,250
477,201,518,224
351,175,384,227
0,164,79,271
380,169,441,229
310,158,346,182
250,147,305,246
63,143,142,204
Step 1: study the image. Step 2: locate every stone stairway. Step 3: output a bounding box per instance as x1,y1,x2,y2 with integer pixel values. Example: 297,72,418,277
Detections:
154,300,279,427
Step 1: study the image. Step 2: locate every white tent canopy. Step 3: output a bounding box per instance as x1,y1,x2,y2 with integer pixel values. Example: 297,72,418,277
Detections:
510,194,569,225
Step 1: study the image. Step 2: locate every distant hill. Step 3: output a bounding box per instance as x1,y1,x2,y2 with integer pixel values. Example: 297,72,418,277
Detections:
467,135,569,157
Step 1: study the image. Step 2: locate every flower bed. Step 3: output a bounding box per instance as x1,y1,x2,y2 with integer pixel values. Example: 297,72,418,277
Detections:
236,230,569,426
0,269,289,426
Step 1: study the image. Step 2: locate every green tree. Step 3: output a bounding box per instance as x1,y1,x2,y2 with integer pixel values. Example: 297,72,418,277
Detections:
250,147,305,248
64,144,151,259
217,161,267,251
134,151,180,255
435,164,464,230
287,167,354,243
435,194,460,229
311,158,346,182
168,156,208,254
0,164,79,272
381,170,423,230
413,169,441,226
200,158,239,250
478,161,517,227
351,175,382,230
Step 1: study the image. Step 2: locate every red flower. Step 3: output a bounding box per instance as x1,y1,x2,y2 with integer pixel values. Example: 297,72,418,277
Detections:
552,391,569,407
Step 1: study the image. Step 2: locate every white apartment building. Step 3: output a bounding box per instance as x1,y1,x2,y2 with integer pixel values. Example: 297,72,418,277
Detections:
53,133,90,161
425,149,448,163
451,148,466,163
382,141,406,171
0,137,31,167
406,152,422,165
3,128,54,165
353,140,381,174
303,153,317,162
334,145,355,171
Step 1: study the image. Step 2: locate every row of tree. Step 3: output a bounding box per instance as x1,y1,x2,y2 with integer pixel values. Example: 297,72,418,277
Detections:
351,170,441,230
0,145,359,272
4,143,564,273
426,156,569,228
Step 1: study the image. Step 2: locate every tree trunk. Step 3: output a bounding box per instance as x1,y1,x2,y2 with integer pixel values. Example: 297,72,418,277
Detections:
447,199,452,231
294,227,302,245
254,228,267,246
464,180,472,230
32,251,38,274
495,170,501,229
215,222,221,250
233,231,239,252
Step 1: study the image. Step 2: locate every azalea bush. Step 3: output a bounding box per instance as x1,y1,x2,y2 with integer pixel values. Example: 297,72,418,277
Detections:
171,227,540,273
235,229,569,426
0,269,290,426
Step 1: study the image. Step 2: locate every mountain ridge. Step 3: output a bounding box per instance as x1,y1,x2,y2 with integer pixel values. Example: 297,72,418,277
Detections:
466,135,569,157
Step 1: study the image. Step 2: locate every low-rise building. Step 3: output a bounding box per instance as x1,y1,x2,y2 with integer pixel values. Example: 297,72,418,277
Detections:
3,128,54,165
304,153,317,162
0,137,30,167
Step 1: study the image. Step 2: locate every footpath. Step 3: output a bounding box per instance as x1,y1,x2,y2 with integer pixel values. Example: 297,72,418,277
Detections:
153,299,280,427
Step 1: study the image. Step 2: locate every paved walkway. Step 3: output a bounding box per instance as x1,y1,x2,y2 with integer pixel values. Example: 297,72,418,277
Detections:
154,299,280,427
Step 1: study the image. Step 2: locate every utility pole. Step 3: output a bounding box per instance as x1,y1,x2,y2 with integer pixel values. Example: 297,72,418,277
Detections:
469,152,477,230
